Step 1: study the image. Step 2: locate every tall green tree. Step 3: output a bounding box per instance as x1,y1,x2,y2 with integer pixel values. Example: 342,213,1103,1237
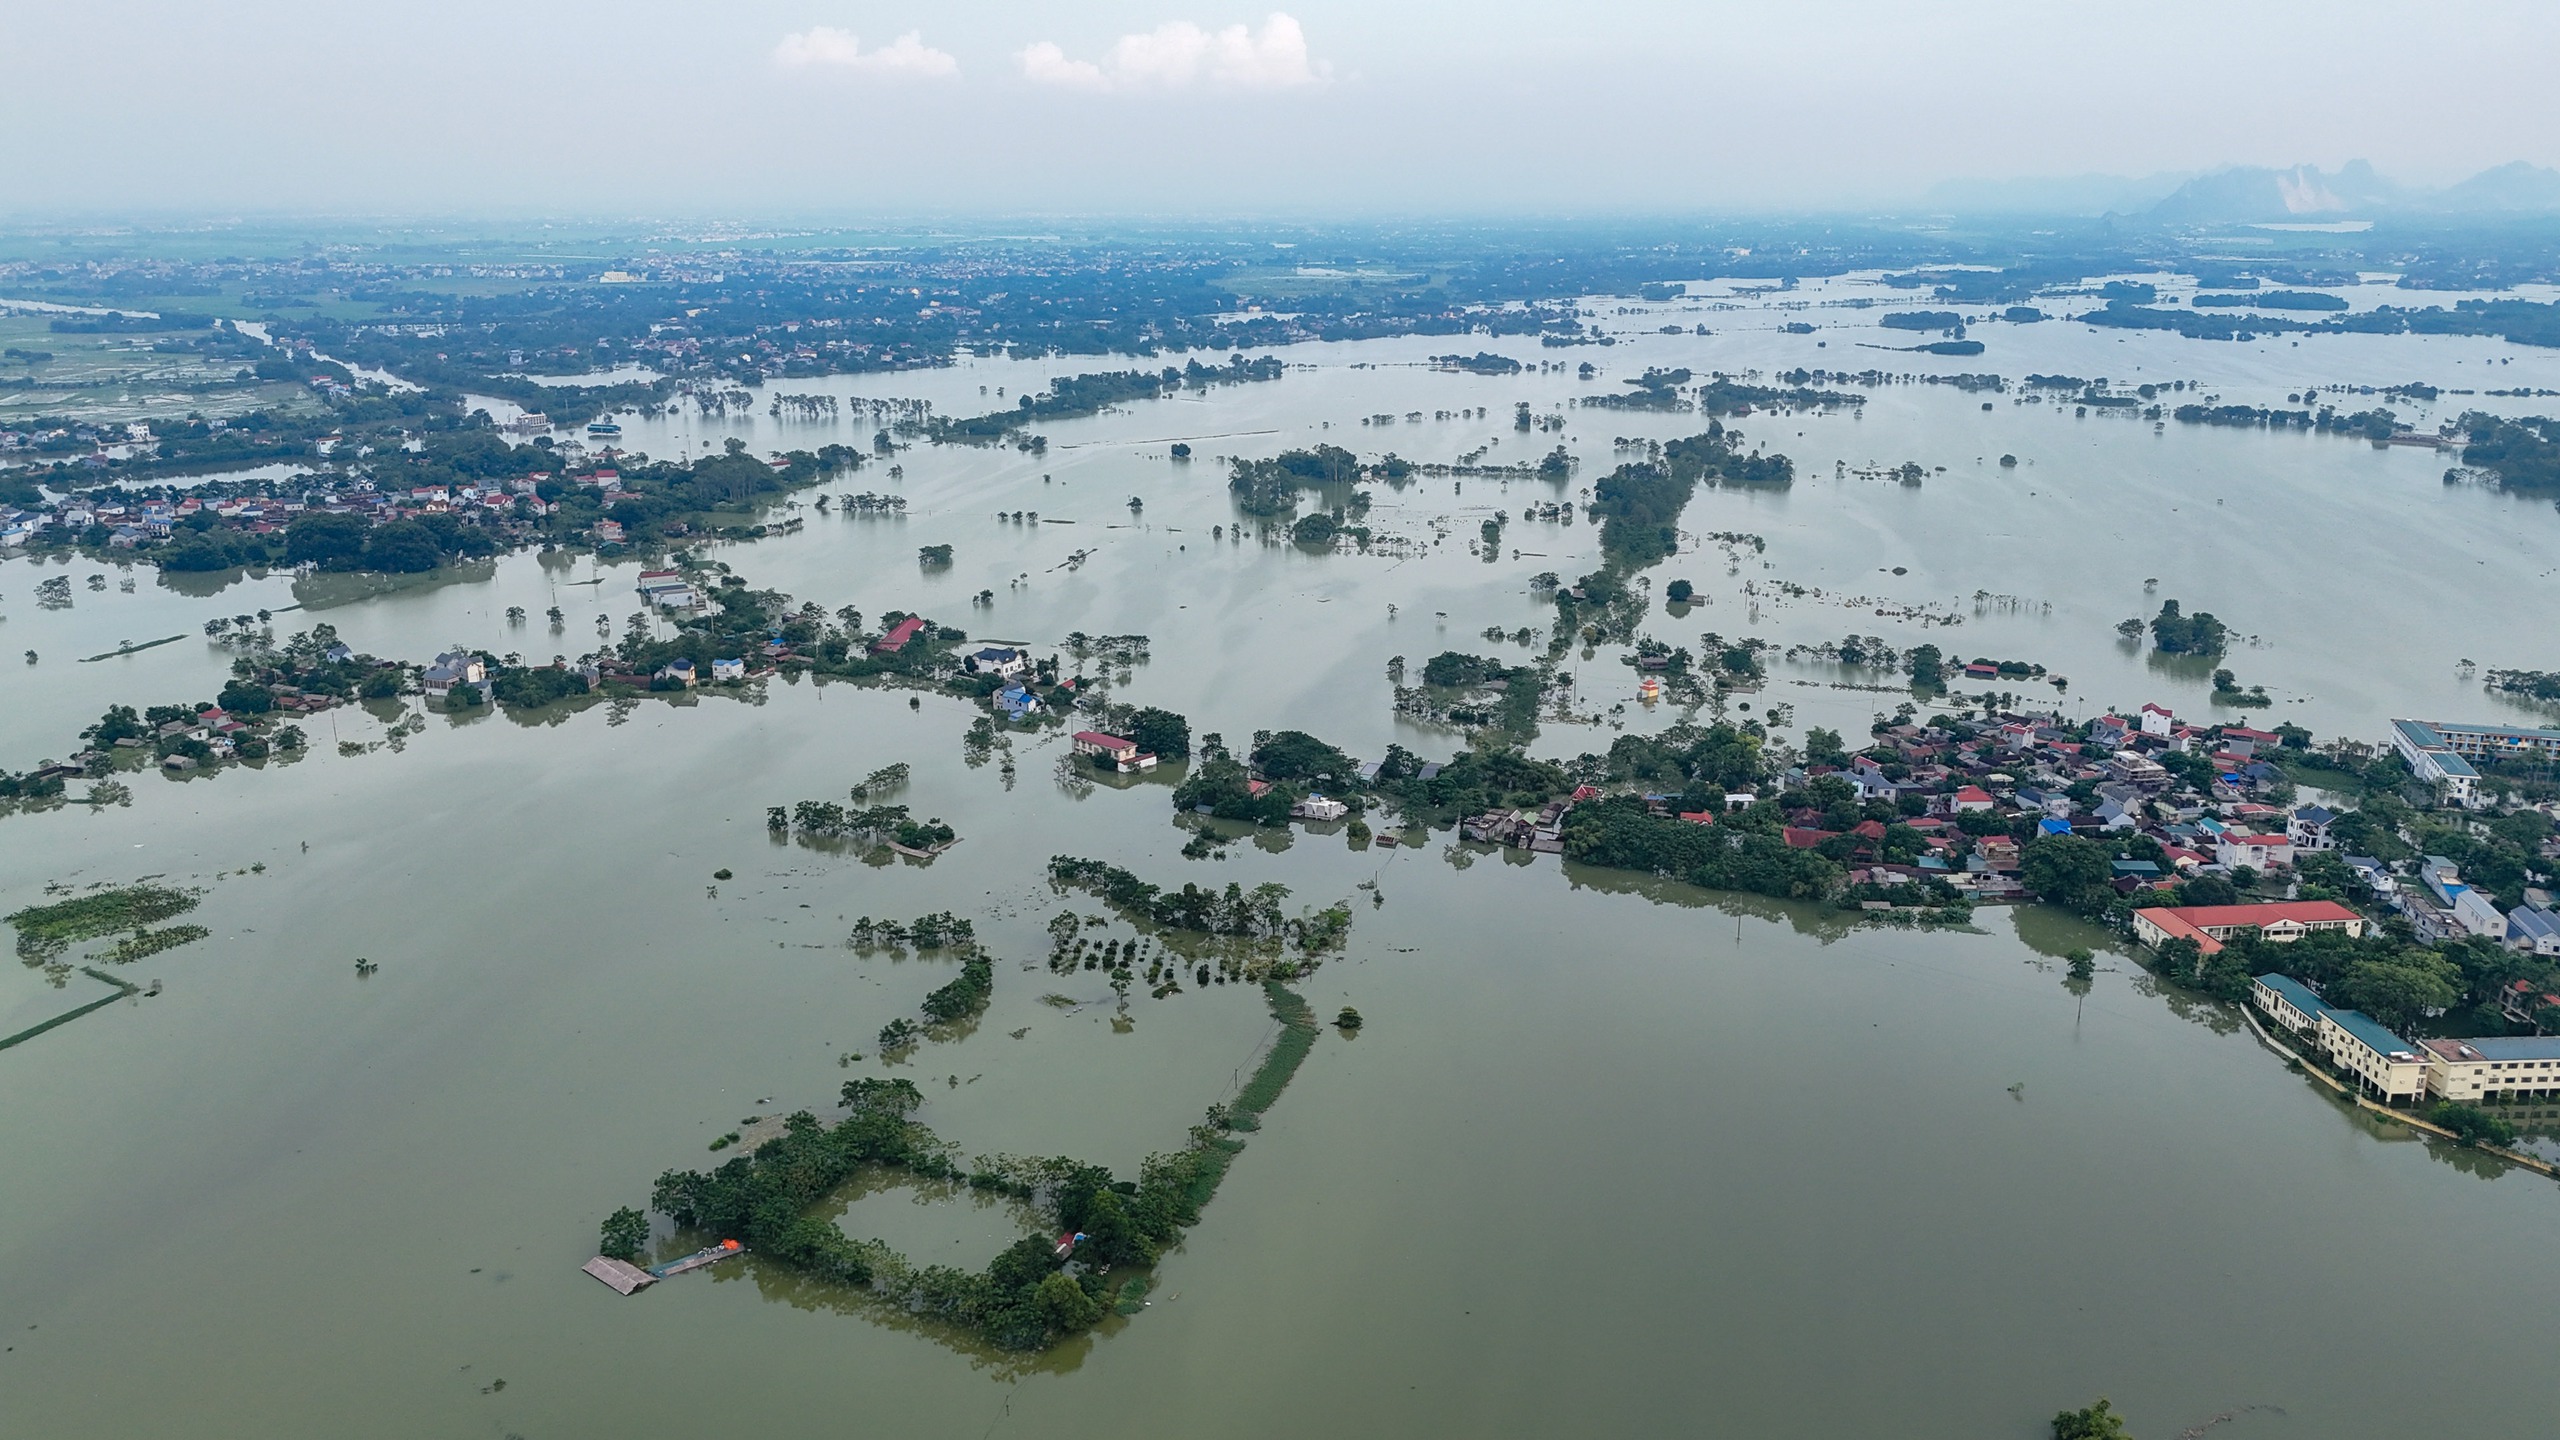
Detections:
2052,1397,2131,1440
2023,835,2116,916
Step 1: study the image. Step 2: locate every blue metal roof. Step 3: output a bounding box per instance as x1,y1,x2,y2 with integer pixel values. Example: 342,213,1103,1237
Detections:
2509,906,2560,942
2435,1035,2560,1062
2325,1008,2420,1061
2254,973,2329,1018
2392,719,2482,777
2426,720,2560,745
2394,718,2446,748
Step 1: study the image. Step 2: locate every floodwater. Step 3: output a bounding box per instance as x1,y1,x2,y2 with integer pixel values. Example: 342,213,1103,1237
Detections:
5,278,2560,1439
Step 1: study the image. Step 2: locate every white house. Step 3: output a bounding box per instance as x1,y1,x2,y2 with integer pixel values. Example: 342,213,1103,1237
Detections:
2451,887,2510,941
2288,805,2338,852
421,651,486,699
2214,832,2295,871
710,657,746,682
1291,795,1350,822
966,646,1029,678
1072,731,1155,772
2139,702,2175,738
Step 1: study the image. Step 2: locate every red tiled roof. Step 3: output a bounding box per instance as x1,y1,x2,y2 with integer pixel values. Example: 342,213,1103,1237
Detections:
872,617,928,653
2157,900,2358,929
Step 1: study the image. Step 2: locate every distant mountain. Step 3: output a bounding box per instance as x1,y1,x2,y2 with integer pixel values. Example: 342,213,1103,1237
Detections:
1921,172,2192,217
2145,161,2401,224
2129,160,2560,224
1922,160,2560,224
2429,161,2560,213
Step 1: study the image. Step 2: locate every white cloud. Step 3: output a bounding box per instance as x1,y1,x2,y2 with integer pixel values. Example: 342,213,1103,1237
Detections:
773,27,957,79
1018,13,1329,93
1017,41,1110,93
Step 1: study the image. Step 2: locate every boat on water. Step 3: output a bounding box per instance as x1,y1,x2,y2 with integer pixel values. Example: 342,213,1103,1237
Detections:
647,1238,743,1278
586,417,623,438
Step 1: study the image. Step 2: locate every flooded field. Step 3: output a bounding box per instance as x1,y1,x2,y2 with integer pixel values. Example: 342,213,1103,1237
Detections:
5,278,2560,1438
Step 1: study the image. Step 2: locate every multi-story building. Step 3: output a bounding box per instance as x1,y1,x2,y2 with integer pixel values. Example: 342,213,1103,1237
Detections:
2397,719,2560,765
2132,900,2365,956
2251,973,2330,1034
2316,1009,2431,1104
2388,719,2485,803
2420,1036,2560,1103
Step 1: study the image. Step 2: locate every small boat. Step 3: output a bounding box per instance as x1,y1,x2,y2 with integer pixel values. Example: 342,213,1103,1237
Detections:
647,1238,743,1278
586,417,623,438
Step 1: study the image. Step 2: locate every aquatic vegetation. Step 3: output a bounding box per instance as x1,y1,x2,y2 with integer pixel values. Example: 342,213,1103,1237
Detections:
8,885,201,962
91,925,211,964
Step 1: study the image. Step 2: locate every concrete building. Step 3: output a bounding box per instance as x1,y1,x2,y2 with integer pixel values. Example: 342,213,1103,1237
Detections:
2395,719,2560,766
2214,832,2296,870
966,646,1028,678
420,651,486,700
2252,973,2330,1034
1071,730,1155,772
2421,1036,2560,1103
2289,805,2338,852
2316,1008,2430,1103
2389,720,2482,804
2131,900,2366,956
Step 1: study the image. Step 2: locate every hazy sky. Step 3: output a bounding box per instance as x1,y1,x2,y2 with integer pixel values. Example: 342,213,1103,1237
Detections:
6,1,2558,218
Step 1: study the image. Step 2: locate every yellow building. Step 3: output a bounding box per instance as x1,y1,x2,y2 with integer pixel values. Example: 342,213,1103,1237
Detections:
2314,1009,2429,1104
2421,1037,2560,1103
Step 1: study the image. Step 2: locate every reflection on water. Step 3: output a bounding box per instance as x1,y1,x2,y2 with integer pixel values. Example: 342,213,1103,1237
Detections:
291,559,499,610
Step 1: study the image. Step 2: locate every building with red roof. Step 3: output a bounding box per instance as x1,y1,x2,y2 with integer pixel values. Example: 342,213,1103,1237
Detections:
871,617,928,654
2130,900,2364,956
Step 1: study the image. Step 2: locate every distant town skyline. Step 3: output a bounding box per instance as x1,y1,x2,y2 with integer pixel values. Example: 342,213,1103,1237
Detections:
5,1,2556,216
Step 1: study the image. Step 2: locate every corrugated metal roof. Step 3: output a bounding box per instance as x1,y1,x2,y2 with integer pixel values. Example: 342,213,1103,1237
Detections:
2326,1008,2420,1061
2253,973,2328,1018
